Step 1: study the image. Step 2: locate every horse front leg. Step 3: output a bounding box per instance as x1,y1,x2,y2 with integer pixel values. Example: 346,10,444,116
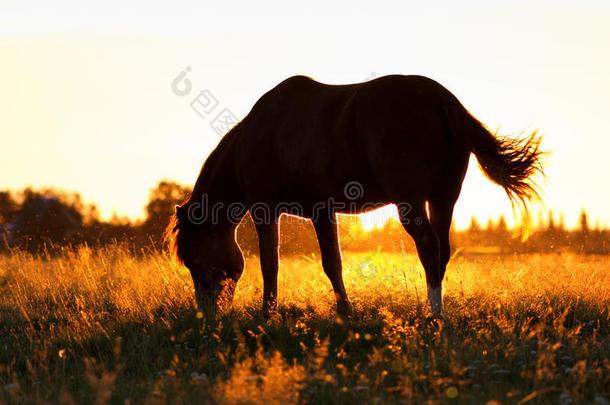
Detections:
255,219,280,320
313,215,353,319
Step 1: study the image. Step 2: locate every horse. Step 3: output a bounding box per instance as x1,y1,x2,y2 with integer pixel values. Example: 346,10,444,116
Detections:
166,74,543,318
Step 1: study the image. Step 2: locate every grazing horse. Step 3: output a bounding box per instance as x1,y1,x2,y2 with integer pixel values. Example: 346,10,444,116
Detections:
166,75,542,318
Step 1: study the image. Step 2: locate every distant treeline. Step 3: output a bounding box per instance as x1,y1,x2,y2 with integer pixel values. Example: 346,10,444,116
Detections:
0,181,607,255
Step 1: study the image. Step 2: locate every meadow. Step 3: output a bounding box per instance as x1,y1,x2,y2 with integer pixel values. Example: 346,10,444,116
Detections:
0,246,608,404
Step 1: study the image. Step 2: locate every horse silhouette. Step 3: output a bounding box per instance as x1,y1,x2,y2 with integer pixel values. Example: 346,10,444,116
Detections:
166,75,543,318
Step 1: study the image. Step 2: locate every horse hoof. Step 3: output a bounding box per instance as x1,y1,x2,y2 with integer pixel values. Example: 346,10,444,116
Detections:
337,302,354,320
263,310,282,323
426,310,446,321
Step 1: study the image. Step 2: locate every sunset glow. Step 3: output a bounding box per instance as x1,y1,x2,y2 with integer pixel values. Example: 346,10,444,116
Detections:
1,1,609,229
2,3,609,403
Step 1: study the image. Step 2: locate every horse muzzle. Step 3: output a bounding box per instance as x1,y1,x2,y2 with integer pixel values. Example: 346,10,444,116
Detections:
194,278,237,313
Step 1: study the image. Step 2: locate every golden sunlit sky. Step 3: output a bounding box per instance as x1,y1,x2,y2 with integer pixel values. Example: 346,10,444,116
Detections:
1,0,609,229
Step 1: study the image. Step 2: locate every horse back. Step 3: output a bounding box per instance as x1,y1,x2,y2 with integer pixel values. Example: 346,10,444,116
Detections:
230,75,468,209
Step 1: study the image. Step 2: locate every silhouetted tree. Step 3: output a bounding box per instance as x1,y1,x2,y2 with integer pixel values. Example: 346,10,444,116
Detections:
558,212,565,231
142,180,192,243
548,210,555,230
469,216,481,232
5,189,84,251
497,215,507,232
0,191,18,224
580,210,589,234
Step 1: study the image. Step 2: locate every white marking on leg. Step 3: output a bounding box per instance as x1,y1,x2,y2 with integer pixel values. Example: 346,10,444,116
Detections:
427,283,443,316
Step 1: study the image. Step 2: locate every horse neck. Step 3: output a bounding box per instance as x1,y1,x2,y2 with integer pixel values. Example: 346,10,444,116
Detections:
189,160,244,230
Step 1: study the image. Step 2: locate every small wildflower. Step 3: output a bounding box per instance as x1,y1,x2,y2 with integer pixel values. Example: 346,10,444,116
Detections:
190,372,208,381
196,311,204,319
446,386,458,398
323,374,335,383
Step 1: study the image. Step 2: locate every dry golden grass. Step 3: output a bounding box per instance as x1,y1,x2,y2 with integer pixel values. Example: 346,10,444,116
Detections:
0,245,608,404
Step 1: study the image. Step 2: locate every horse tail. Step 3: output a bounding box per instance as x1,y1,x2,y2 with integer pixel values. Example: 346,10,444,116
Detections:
445,104,544,208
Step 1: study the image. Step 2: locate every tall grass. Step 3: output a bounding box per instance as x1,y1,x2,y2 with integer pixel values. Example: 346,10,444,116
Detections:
0,245,608,404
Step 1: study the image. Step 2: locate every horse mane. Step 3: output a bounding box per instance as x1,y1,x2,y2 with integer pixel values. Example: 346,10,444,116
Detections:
163,194,189,264
164,121,243,263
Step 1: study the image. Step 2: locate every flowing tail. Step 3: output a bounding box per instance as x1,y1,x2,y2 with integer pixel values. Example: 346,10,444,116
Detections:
446,105,544,208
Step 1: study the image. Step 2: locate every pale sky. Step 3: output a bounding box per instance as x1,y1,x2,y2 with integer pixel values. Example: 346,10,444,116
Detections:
1,0,609,229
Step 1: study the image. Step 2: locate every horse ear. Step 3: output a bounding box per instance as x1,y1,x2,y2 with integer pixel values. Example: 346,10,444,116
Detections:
175,205,188,224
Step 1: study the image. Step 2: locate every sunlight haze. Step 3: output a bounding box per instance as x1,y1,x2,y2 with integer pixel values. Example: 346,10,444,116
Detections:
1,0,609,229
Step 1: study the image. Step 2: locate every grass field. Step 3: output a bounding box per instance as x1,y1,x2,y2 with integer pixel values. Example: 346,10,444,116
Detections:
0,246,608,404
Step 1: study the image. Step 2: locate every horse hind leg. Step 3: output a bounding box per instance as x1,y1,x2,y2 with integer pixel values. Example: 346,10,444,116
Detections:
428,197,456,282
399,203,444,316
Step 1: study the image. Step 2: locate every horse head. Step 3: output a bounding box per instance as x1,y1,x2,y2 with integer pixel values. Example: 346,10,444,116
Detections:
170,205,244,313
